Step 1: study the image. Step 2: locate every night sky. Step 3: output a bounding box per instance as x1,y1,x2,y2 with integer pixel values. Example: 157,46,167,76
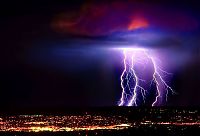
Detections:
0,0,200,110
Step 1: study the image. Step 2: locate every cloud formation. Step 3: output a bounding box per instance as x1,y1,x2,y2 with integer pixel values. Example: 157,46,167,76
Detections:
52,1,199,36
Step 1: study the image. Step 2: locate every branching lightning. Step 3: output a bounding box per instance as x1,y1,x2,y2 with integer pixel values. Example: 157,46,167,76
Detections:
118,48,175,106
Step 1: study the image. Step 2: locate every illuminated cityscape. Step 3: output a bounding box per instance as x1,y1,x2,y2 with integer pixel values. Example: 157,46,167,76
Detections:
0,114,130,132
0,108,199,135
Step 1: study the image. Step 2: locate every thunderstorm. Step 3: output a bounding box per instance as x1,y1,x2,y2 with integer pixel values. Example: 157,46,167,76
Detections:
118,48,175,106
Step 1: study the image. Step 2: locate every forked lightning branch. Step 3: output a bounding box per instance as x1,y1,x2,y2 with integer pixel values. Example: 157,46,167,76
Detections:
118,48,175,106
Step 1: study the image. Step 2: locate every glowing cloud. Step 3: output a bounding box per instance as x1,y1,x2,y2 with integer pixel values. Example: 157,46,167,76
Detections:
128,17,149,30
52,1,198,36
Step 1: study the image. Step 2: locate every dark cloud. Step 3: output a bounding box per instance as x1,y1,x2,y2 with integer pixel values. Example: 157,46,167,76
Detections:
52,1,199,37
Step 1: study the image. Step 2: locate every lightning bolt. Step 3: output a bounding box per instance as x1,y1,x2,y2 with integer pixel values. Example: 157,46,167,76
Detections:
150,56,175,106
118,50,128,106
118,48,175,106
